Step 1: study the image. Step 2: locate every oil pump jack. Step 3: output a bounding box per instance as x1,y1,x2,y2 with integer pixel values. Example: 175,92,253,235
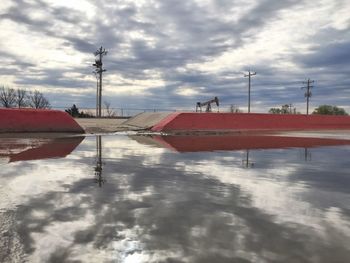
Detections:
196,97,219,112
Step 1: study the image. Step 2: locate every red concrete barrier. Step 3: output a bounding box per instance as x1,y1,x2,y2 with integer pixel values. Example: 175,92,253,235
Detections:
151,113,350,133
0,108,84,133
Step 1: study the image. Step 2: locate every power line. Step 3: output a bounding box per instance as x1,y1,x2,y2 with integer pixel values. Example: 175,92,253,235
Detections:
244,70,256,113
301,78,314,115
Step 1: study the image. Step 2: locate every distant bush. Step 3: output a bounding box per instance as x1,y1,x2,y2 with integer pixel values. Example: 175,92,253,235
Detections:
228,104,242,113
312,105,348,115
65,104,94,118
268,104,299,114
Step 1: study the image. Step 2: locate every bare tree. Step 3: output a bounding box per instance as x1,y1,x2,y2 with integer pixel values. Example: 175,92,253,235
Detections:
28,90,51,109
0,86,16,108
104,101,116,117
16,88,27,108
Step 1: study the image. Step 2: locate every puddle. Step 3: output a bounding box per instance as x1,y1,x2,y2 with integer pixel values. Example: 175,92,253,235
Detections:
1,133,350,262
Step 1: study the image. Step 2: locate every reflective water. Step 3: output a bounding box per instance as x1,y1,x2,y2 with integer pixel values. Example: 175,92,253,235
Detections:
1,134,350,262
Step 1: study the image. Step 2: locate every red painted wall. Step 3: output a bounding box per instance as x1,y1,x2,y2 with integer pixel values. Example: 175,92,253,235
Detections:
0,108,84,133
151,112,350,132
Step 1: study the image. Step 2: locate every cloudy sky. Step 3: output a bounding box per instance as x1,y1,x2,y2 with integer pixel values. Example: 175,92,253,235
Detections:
0,0,349,113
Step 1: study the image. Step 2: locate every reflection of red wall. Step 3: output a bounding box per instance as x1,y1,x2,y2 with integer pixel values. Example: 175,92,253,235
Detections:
0,108,84,133
9,137,84,162
153,135,350,152
0,137,84,162
151,113,350,132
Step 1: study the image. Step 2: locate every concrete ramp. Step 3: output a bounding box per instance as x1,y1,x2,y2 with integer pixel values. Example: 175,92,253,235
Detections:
121,112,174,130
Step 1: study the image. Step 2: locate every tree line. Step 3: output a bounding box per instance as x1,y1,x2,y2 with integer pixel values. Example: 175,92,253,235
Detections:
269,104,348,115
0,86,51,109
65,102,116,118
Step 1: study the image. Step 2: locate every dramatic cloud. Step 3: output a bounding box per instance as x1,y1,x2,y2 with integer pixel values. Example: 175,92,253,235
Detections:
0,0,349,113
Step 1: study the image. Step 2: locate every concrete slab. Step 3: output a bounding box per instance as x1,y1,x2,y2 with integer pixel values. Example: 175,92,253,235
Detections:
76,118,127,133
120,112,173,130
74,113,173,134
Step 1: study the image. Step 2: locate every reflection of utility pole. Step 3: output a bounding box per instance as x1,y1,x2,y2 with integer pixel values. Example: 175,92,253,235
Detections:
304,148,311,162
242,150,254,168
244,70,256,113
93,46,108,117
94,136,105,187
301,78,314,115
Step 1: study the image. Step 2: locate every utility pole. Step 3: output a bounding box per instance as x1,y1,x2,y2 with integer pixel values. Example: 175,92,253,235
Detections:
301,78,314,115
93,71,99,117
93,46,108,117
244,70,256,113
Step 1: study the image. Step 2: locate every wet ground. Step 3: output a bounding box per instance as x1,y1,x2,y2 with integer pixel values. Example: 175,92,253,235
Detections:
1,132,350,262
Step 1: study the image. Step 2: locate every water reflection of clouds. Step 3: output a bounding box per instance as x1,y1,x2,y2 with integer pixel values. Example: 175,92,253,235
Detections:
176,156,319,224
1,135,350,262
175,147,350,227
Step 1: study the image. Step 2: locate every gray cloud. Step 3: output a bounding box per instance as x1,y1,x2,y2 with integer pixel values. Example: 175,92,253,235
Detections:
0,51,35,76
297,41,350,68
13,68,92,91
63,37,97,54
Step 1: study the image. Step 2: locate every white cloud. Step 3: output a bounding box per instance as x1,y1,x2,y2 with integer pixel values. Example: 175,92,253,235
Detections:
175,86,202,96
